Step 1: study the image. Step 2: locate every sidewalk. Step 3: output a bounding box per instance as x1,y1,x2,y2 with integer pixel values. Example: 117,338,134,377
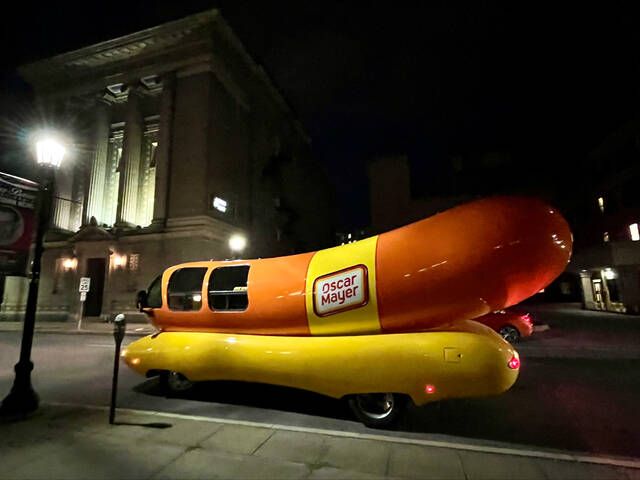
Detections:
0,319,156,337
2,404,638,479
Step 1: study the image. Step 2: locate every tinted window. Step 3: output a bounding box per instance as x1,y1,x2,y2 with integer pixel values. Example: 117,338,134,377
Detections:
168,268,207,311
147,275,163,308
209,266,249,311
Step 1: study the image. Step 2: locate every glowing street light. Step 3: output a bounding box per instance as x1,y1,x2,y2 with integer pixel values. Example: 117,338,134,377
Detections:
229,234,247,258
36,137,66,167
1,134,65,417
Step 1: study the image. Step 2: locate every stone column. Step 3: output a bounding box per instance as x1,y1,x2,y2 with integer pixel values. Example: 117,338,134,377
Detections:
151,73,175,228
51,166,73,230
84,101,110,225
116,87,143,227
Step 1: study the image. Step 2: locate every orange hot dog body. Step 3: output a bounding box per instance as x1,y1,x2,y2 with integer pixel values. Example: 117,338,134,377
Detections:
148,196,572,335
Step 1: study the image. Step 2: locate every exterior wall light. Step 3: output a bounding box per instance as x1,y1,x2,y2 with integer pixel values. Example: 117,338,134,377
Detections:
61,257,78,271
111,253,128,270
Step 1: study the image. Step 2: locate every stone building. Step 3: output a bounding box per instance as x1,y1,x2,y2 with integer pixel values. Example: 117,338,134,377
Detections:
568,117,640,313
1,10,333,322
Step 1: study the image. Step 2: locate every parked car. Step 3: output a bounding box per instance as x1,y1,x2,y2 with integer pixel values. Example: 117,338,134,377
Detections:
475,309,534,343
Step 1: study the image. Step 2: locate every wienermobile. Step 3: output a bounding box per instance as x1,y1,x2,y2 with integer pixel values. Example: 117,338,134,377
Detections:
123,196,572,427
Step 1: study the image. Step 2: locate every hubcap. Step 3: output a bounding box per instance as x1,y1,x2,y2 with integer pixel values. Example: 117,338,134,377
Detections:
500,326,519,343
355,393,395,420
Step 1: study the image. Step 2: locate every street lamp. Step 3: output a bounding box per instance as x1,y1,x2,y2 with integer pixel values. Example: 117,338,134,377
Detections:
0,134,64,418
228,234,247,259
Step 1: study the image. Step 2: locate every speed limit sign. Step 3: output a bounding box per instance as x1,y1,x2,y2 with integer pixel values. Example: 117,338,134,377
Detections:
79,277,91,293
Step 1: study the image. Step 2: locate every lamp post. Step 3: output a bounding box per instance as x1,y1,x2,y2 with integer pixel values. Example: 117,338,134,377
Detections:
0,135,64,417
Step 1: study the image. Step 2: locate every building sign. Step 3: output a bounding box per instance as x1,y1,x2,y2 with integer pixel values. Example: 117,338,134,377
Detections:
0,172,38,276
313,265,368,317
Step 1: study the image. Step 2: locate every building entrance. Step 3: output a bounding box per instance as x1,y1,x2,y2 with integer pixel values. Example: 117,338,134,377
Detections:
83,258,105,317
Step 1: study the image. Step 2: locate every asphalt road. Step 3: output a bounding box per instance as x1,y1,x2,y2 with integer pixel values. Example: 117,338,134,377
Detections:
1,328,639,458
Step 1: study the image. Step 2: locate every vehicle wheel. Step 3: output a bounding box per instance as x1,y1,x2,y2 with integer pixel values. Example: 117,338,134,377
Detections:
499,325,521,343
160,371,193,395
347,393,406,428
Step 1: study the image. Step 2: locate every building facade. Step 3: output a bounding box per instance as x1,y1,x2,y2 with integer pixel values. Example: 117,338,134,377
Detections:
1,10,333,322
568,117,640,314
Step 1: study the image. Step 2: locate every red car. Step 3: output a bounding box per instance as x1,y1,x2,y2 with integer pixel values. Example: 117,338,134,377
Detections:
475,309,534,343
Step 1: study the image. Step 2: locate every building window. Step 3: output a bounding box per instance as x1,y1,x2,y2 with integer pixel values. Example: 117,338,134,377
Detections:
630,223,639,241
213,196,228,213
597,196,605,213
128,253,140,272
603,232,610,243
167,267,207,311
104,126,124,227
208,265,249,311
137,125,158,227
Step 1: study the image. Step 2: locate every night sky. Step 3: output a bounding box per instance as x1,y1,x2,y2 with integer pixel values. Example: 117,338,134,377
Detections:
2,1,640,228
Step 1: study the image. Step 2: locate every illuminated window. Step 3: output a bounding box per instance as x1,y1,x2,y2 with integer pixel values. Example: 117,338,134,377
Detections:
213,196,228,213
630,223,639,241
603,232,609,243
209,265,249,311
597,197,604,213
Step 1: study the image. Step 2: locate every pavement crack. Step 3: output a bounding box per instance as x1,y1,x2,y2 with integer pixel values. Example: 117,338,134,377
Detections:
249,429,276,456
148,446,190,479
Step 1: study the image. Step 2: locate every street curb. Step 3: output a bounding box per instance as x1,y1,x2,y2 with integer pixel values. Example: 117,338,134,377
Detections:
46,402,640,470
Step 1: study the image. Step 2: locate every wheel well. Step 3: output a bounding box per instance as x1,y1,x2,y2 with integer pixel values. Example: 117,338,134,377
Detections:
145,369,166,378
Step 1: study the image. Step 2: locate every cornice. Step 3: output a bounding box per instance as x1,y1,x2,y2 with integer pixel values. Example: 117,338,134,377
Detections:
18,9,310,144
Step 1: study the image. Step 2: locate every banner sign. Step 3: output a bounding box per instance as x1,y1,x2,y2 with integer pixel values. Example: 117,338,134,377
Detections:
0,172,38,276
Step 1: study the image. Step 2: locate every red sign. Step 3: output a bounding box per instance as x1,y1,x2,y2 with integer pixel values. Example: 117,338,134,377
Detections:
0,172,38,276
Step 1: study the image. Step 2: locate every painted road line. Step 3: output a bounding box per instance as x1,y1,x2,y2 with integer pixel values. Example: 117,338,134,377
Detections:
45,402,640,470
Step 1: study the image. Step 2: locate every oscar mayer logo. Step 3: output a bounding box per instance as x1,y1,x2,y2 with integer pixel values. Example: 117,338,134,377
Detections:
313,265,369,317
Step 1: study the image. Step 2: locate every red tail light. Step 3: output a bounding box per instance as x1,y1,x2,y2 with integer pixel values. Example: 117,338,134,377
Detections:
425,384,436,394
508,355,520,369
521,313,532,324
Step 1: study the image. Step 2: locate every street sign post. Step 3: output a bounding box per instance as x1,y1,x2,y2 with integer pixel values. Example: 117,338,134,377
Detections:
77,277,91,330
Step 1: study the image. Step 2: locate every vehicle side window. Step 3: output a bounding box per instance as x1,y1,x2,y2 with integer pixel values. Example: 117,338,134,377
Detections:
147,275,163,308
209,266,249,311
168,268,207,311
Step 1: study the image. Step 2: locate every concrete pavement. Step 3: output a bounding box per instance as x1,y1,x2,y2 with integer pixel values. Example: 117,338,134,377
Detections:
1,403,638,479
0,318,156,337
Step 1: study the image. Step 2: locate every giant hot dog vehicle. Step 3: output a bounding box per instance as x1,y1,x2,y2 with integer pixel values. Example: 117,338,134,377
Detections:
123,196,572,427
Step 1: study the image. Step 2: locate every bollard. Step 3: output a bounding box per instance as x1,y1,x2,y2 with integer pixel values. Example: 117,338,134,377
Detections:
109,313,126,424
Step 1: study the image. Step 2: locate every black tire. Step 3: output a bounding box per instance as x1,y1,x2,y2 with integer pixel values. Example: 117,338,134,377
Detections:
347,393,407,428
159,371,194,395
499,325,521,343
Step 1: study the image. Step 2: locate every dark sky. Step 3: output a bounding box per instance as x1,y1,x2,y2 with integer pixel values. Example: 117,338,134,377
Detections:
2,1,640,228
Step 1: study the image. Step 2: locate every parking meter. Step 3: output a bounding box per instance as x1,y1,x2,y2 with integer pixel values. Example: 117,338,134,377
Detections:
109,314,126,424
114,313,126,344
